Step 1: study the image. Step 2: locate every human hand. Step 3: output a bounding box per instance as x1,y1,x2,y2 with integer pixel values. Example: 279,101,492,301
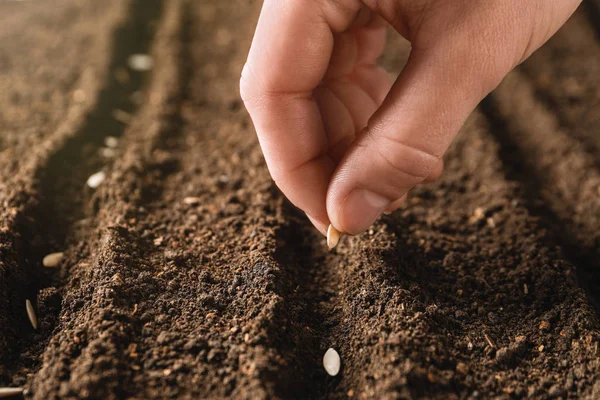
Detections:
241,0,580,235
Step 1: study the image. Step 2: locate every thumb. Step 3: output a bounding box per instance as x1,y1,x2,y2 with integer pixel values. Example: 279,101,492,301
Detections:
326,43,504,234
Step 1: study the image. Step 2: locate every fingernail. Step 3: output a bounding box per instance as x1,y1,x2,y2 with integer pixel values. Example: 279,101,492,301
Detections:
306,213,328,236
338,189,389,234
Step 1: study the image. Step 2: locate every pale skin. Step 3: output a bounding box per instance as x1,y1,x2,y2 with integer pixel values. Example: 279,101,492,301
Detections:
241,0,581,236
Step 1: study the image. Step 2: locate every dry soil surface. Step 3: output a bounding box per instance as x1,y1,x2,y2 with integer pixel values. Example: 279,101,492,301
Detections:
1,0,600,399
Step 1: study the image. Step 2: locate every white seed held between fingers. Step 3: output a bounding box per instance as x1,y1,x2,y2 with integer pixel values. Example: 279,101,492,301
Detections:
87,171,106,189
327,224,340,250
0,387,24,398
26,299,37,330
43,252,64,268
323,348,341,376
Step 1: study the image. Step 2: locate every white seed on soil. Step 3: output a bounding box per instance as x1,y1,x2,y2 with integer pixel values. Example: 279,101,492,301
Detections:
42,252,64,268
183,197,202,205
326,224,340,250
26,299,37,330
104,136,119,148
0,387,23,398
127,54,154,71
86,171,106,189
323,348,341,376
112,109,133,124
100,147,116,158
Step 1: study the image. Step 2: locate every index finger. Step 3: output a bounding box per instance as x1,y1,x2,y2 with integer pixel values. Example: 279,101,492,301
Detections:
240,0,361,232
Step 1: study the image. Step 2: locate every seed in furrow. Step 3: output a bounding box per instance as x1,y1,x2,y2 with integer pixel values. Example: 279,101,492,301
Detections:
183,196,202,205
42,252,64,268
0,387,23,398
104,136,119,148
86,171,106,189
26,299,38,330
128,54,154,71
323,348,341,376
327,224,340,250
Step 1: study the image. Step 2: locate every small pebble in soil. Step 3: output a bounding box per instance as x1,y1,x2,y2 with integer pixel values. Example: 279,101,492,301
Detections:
42,252,64,268
128,54,154,71
87,171,106,189
323,348,341,376
0,387,23,398
104,136,119,148
26,299,37,330
327,225,340,250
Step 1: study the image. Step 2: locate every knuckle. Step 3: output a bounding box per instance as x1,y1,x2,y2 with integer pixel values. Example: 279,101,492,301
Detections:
368,131,440,184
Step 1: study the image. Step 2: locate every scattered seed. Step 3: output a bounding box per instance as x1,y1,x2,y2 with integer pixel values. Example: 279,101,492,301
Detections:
323,348,341,376
42,252,64,268
128,54,154,71
0,387,23,398
183,197,202,205
100,147,116,158
86,171,106,189
104,136,119,148
523,284,529,295
112,109,133,124
26,299,37,330
327,225,340,250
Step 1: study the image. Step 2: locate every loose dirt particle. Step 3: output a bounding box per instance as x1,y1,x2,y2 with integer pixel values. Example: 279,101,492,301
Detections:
86,171,106,189
42,252,64,268
327,225,340,250
539,320,551,331
456,362,469,375
469,207,485,224
26,299,38,330
483,331,496,349
0,387,23,398
323,348,341,376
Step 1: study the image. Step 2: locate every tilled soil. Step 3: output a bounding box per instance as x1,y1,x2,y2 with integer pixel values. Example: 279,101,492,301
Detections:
1,1,599,399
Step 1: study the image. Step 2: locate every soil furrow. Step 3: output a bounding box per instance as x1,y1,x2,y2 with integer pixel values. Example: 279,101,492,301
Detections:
520,8,600,167
0,1,128,177
335,107,600,398
26,1,187,398
482,69,600,312
0,0,164,394
0,0,131,388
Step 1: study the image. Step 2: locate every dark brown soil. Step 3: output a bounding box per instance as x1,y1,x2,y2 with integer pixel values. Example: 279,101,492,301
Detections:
1,1,600,399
